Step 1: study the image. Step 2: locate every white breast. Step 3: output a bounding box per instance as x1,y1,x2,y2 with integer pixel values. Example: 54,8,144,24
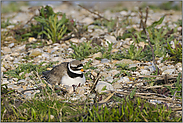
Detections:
61,74,86,86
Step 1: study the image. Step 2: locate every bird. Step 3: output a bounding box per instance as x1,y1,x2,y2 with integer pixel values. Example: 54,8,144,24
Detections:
42,60,86,87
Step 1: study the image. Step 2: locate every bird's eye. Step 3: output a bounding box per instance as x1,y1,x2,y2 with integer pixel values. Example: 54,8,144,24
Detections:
77,64,83,67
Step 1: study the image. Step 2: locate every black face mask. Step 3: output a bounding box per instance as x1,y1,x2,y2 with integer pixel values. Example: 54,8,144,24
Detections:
67,63,83,78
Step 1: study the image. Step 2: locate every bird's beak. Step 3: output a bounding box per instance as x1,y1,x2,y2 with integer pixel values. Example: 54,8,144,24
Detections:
81,69,84,72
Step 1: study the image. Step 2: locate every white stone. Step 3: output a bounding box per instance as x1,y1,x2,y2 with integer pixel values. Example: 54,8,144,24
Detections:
95,81,114,93
119,76,130,83
29,49,42,57
140,69,151,75
8,43,14,48
105,35,117,44
162,69,176,75
120,11,128,16
81,17,94,25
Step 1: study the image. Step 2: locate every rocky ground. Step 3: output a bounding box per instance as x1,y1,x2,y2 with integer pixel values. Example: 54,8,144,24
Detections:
1,2,182,118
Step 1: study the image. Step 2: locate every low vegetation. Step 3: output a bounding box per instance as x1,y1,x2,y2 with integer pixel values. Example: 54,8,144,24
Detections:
1,3,182,122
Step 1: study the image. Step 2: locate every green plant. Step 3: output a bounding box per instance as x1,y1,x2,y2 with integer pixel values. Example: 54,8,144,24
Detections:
164,39,182,63
1,19,13,28
100,41,113,60
35,7,68,43
4,61,58,80
165,72,182,99
81,97,180,122
70,40,99,60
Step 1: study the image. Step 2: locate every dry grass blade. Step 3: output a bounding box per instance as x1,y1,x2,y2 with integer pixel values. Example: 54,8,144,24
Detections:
90,72,101,93
98,91,116,103
141,112,148,122
116,91,182,104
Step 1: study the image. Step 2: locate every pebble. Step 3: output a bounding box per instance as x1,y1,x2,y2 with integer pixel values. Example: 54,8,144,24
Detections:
162,69,176,75
105,35,117,44
112,82,122,89
1,3,182,109
92,52,102,59
95,81,114,93
120,11,128,16
81,17,94,25
140,69,151,75
29,49,42,57
8,43,14,48
28,37,37,42
116,59,134,64
2,47,11,54
101,58,110,63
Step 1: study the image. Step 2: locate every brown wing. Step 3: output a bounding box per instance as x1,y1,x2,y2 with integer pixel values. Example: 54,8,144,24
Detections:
43,62,68,85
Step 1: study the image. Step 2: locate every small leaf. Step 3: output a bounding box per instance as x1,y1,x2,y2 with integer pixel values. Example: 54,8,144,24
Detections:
101,86,107,91
148,15,166,28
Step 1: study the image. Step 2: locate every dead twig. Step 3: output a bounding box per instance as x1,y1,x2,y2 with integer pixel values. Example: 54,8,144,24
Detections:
90,72,101,93
116,91,182,104
78,4,110,22
138,6,156,67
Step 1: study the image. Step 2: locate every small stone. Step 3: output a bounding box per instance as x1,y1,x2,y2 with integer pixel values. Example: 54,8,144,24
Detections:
76,87,85,94
1,72,3,78
162,69,176,75
15,45,26,52
2,79,9,84
112,82,122,89
145,65,156,73
177,67,182,73
175,62,182,68
106,76,114,83
109,70,120,77
11,52,19,57
157,57,163,64
105,35,117,44
118,76,130,83
81,17,94,25
29,49,42,57
138,42,148,49
101,58,110,63
7,25,15,29
120,11,128,16
50,115,54,120
132,71,140,76
18,79,26,84
140,69,151,75
2,47,11,54
8,43,14,48
92,52,102,59
111,49,119,53
95,81,114,93
1,67,6,72
70,38,81,43
67,86,74,94
116,59,134,64
28,37,37,42
128,64,137,68
12,78,18,81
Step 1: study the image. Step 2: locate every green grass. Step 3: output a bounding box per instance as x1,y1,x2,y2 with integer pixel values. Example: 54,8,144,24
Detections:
4,61,58,80
1,86,181,122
